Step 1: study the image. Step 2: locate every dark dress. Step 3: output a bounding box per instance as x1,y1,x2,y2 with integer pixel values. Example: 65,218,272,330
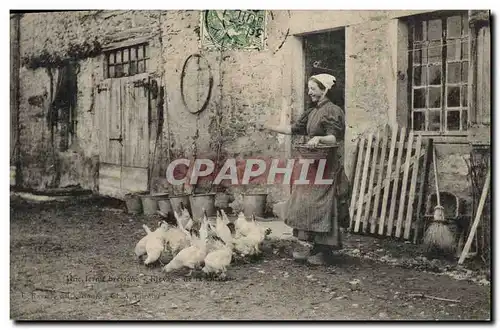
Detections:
284,98,351,248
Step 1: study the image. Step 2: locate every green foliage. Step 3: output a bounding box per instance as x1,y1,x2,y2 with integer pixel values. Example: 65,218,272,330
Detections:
22,38,102,70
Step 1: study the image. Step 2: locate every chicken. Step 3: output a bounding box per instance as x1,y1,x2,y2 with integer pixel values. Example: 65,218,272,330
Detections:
144,221,170,265
159,210,192,254
163,211,209,274
202,239,232,277
175,203,194,231
234,212,258,237
134,224,153,259
199,213,209,244
163,227,190,255
143,224,152,234
200,210,223,252
233,234,258,256
215,210,233,246
232,215,270,257
219,209,231,225
163,241,207,273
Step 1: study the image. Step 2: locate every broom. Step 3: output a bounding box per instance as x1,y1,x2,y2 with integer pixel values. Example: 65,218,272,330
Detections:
423,147,455,253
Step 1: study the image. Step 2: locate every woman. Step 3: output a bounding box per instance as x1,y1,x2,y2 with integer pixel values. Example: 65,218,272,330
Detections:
259,72,350,266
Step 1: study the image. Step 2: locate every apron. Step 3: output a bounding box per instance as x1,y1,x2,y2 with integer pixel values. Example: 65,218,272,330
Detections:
284,101,351,248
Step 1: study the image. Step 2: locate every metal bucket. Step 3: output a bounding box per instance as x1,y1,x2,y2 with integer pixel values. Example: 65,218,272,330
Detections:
169,194,191,214
190,193,216,220
243,193,268,218
141,193,168,215
124,193,144,214
158,198,173,215
141,195,158,215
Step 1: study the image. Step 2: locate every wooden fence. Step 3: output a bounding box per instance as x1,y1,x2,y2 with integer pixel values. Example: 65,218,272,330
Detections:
349,125,432,243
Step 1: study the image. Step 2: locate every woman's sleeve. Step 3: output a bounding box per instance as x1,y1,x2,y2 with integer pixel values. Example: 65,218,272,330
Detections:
322,105,345,140
290,110,309,135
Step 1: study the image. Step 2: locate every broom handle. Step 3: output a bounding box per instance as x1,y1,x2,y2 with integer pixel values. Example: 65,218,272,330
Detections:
433,147,441,206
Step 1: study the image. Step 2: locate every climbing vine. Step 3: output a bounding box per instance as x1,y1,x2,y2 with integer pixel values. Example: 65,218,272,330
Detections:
21,38,102,69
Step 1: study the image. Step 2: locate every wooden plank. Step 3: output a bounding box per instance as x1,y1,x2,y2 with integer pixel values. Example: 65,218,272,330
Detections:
395,131,414,238
121,78,131,168
122,166,149,193
354,133,373,233
99,163,122,197
378,125,398,235
349,139,360,185
10,15,20,164
96,84,103,157
477,29,484,124
481,27,490,125
364,131,380,233
413,138,433,244
137,78,150,167
96,80,110,163
386,126,406,237
458,165,490,264
468,26,476,124
103,36,151,52
122,74,150,168
10,166,16,186
371,126,388,234
106,78,115,165
107,78,122,165
404,134,422,240
349,137,365,229
355,148,425,210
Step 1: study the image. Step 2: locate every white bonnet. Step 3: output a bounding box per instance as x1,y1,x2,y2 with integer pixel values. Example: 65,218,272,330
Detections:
310,74,336,91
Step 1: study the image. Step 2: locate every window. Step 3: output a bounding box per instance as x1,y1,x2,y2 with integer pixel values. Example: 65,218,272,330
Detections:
409,12,469,134
104,43,149,79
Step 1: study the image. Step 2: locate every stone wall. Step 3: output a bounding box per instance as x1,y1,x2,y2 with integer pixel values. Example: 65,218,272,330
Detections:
14,10,476,216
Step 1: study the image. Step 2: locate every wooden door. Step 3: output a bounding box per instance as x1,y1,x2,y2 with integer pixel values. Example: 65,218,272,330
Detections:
120,73,150,193
96,74,150,198
96,79,123,197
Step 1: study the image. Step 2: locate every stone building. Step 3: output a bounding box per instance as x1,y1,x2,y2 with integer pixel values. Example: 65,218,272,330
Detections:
10,10,490,220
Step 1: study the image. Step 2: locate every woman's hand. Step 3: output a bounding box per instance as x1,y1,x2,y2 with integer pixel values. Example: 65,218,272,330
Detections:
306,136,322,147
257,122,292,135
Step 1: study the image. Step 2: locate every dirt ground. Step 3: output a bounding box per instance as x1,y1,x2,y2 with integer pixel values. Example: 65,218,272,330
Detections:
10,195,491,321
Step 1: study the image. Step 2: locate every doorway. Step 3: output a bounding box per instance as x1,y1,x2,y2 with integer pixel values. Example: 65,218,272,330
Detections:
303,29,345,110
95,73,151,198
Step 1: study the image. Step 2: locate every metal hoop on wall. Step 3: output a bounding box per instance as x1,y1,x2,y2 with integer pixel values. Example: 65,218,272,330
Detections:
180,53,214,114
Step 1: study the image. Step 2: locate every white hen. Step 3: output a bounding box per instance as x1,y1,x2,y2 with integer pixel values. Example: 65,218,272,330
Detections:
233,215,269,257
215,210,233,246
234,212,258,237
175,206,194,231
163,212,209,273
202,239,232,276
134,224,153,259
163,227,190,256
144,222,170,265
219,209,230,225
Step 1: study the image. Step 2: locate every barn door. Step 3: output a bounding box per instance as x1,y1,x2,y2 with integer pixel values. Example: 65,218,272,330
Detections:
96,78,123,197
96,73,151,198
120,73,150,193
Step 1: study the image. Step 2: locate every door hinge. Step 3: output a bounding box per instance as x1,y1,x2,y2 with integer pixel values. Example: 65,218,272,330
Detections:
109,135,123,144
97,85,109,93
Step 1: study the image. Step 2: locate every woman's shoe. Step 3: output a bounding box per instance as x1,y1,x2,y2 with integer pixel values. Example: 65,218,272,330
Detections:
292,246,312,261
307,245,333,266
306,252,327,266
